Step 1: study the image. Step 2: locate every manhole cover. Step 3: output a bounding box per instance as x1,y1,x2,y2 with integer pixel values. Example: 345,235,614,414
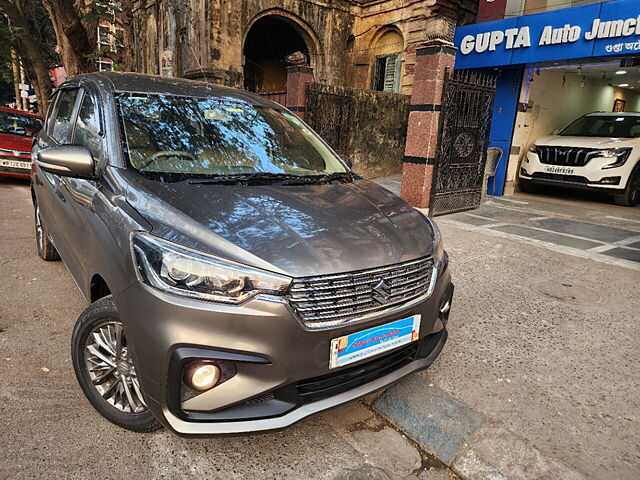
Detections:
532,280,603,305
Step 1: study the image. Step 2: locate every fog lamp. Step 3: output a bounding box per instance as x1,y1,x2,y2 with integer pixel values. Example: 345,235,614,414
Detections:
440,300,451,315
185,362,221,391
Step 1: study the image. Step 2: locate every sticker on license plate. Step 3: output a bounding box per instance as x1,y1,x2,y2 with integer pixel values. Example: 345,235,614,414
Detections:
543,165,574,175
329,315,421,369
0,159,30,170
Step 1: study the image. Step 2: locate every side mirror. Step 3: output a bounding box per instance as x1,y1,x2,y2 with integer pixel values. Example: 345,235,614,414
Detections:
339,154,353,169
37,145,95,178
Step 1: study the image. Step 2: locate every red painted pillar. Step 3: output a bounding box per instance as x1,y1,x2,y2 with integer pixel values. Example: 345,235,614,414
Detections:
285,66,314,121
400,40,456,209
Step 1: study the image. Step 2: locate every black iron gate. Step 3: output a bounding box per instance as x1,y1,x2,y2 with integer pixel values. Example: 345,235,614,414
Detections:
305,83,352,155
430,70,496,216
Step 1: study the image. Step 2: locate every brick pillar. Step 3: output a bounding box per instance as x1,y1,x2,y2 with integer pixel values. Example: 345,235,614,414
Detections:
285,66,314,121
400,40,456,209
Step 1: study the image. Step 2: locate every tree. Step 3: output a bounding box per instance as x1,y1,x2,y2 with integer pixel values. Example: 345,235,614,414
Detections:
43,0,137,76
0,0,54,113
42,0,97,77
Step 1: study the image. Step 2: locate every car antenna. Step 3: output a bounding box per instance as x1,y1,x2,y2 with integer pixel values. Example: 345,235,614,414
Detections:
189,44,212,90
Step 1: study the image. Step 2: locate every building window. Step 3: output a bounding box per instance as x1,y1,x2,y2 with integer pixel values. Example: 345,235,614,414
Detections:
98,60,114,71
374,54,401,93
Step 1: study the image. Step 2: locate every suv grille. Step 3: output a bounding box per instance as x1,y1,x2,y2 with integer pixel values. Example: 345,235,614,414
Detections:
536,146,600,167
287,257,435,328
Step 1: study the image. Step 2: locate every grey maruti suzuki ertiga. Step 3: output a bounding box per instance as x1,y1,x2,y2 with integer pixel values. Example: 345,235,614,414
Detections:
32,72,453,435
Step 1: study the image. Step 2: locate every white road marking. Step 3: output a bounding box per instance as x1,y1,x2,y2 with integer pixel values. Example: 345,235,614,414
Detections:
605,215,640,225
612,235,640,247
440,218,640,272
490,197,530,205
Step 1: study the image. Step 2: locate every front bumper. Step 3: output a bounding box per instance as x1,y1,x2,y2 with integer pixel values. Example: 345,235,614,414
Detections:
0,166,31,179
115,262,453,435
519,150,637,192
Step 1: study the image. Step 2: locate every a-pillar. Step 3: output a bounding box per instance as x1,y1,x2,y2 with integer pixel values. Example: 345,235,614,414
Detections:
285,66,314,121
400,40,456,209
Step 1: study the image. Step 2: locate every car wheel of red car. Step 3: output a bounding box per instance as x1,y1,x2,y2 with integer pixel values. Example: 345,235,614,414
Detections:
35,204,60,261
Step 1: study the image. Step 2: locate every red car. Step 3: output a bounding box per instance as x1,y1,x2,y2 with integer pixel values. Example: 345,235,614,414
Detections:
0,107,44,179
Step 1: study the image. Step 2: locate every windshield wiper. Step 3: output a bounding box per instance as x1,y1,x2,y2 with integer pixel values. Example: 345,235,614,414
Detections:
187,172,353,186
276,172,353,185
187,173,288,185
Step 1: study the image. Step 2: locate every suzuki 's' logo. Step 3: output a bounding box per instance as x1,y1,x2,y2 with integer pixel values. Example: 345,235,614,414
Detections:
372,279,392,305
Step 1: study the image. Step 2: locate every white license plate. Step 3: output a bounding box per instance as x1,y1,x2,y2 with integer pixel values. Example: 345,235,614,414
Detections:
543,165,574,175
329,315,421,369
0,159,30,170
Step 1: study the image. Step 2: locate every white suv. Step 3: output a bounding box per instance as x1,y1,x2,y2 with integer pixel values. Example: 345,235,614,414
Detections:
519,112,640,206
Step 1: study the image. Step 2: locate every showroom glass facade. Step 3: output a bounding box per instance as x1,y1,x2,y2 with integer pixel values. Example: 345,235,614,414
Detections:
454,0,640,195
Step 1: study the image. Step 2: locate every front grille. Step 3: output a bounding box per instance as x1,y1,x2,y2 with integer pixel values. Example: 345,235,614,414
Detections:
296,342,419,404
287,257,435,328
0,152,30,163
536,146,600,167
532,172,590,184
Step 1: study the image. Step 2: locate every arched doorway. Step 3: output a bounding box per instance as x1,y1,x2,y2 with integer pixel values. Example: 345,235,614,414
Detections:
243,16,310,93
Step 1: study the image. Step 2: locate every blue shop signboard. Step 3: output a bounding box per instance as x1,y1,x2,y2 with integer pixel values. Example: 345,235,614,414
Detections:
454,0,640,69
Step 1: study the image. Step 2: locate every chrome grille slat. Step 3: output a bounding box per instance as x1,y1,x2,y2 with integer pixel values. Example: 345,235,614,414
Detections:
287,257,435,327
537,146,599,167
290,262,430,294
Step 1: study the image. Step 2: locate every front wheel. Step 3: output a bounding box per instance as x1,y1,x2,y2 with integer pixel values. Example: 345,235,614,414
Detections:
614,166,640,207
518,178,539,194
71,296,161,432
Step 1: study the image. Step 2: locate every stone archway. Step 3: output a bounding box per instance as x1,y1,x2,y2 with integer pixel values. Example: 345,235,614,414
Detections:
243,10,321,93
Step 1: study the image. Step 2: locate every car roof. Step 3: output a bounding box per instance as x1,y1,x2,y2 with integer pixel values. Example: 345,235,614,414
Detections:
0,106,43,119
70,72,278,107
585,112,640,117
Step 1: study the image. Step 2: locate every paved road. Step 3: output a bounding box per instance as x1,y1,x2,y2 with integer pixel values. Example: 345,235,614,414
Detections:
0,178,449,480
2,177,639,479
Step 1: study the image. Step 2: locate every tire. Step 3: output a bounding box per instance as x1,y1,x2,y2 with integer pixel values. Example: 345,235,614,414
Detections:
518,178,538,194
614,165,640,207
71,295,161,433
34,204,60,261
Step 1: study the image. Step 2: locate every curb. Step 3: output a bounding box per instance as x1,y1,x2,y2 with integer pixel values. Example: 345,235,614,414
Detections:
373,376,586,480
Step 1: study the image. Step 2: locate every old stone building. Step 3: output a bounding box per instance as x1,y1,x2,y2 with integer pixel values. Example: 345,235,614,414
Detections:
132,0,477,95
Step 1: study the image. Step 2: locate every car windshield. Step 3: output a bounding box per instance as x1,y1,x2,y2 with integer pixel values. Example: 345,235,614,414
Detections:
116,93,348,181
560,115,640,138
0,111,43,138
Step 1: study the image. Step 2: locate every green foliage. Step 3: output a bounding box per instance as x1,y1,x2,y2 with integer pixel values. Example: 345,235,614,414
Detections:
0,0,58,101
0,16,15,100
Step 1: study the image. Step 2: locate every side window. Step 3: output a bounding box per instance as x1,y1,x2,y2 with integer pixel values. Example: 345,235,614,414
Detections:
74,91,104,164
51,89,78,144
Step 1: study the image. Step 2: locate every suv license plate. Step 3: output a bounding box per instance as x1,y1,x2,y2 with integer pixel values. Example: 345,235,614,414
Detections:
329,315,421,369
543,165,574,175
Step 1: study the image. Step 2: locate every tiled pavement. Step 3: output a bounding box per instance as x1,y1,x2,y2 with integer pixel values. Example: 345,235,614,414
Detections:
445,198,640,268
373,175,640,269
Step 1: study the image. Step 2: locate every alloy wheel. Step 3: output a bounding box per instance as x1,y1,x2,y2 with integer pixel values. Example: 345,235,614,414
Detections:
84,321,148,413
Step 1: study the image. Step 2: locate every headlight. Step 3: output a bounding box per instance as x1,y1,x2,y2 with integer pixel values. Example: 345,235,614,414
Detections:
131,233,291,304
599,148,632,169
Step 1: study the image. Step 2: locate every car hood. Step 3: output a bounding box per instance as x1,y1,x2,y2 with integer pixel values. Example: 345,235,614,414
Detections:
535,135,638,148
124,174,435,277
0,133,32,154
